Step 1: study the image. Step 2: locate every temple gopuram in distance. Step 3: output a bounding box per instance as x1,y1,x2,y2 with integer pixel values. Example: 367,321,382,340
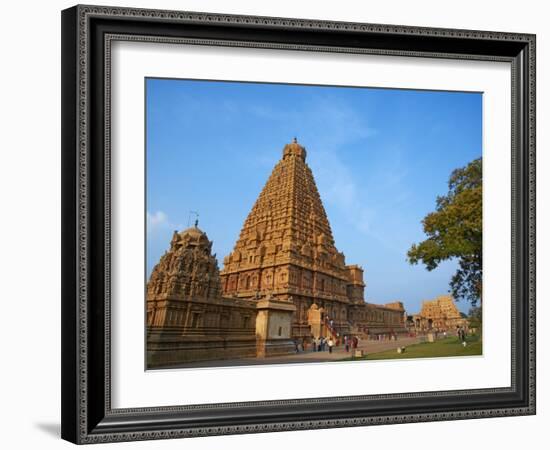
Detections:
410,295,468,332
146,139,407,368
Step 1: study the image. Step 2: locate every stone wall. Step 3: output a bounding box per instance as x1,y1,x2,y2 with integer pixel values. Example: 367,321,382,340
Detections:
348,302,407,336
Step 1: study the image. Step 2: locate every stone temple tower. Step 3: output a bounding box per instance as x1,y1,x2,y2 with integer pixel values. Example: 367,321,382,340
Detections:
220,138,361,338
147,223,222,329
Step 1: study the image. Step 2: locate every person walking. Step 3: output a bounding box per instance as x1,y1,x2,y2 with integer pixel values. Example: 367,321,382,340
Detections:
328,337,334,354
344,335,350,352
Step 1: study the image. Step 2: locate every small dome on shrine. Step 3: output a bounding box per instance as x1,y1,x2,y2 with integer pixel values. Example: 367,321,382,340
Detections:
282,137,307,161
180,226,204,238
178,222,209,246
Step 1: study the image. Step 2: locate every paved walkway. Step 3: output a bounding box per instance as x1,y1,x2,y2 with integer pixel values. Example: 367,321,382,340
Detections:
166,336,425,369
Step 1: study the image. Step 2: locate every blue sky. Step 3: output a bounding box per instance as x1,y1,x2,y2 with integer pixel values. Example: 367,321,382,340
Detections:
146,78,482,314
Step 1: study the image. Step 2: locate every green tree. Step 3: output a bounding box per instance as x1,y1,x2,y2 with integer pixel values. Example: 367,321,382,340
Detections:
468,305,482,323
408,158,482,305
467,306,482,334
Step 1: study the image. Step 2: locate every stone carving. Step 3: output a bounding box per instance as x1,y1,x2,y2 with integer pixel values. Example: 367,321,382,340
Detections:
146,223,296,368
147,226,222,303
412,295,468,332
220,139,406,338
146,139,410,367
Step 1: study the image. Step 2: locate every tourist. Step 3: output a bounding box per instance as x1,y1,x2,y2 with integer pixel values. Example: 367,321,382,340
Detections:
352,336,358,350
328,337,334,353
344,335,349,352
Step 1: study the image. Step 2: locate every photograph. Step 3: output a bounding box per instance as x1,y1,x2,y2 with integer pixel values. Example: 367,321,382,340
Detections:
145,78,483,369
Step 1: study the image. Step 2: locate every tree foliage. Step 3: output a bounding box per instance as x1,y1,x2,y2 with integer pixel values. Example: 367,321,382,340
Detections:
408,158,482,305
468,306,482,323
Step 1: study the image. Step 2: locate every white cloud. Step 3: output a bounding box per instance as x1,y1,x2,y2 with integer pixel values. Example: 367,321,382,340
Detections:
248,95,377,147
146,210,184,235
310,144,411,255
147,210,167,227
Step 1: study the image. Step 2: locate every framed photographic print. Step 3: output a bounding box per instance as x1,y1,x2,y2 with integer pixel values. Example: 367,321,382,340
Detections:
61,4,536,444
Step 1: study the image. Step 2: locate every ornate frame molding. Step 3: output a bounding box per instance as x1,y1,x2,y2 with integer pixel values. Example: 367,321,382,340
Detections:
61,4,536,444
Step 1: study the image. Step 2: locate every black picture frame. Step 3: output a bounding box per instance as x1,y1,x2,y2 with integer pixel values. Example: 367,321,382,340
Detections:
61,4,536,444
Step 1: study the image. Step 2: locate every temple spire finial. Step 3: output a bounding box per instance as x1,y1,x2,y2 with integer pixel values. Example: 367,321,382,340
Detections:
282,137,307,161
188,210,199,228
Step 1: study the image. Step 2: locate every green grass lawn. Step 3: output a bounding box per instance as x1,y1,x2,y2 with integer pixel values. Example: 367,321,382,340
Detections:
350,335,482,361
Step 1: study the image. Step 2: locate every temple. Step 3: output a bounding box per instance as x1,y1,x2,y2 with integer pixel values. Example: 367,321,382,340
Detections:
146,139,407,368
410,295,468,332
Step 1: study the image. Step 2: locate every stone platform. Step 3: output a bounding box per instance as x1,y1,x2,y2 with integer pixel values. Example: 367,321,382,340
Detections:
155,335,426,369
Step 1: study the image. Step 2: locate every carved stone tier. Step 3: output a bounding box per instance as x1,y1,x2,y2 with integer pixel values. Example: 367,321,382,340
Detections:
220,139,362,336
